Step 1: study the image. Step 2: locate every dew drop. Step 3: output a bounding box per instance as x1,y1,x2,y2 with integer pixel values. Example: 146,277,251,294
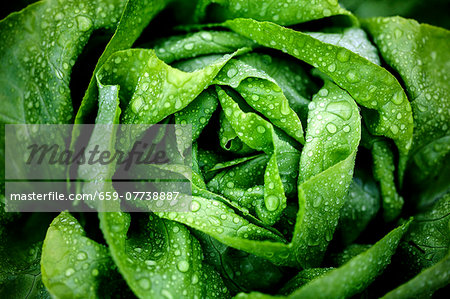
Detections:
65,268,75,277
265,195,279,211
177,260,190,273
77,252,87,261
257,126,266,133
392,91,404,105
390,125,399,134
227,67,237,78
138,278,151,290
184,43,194,50
201,32,212,40
76,16,92,32
337,49,350,62
326,123,337,134
190,200,200,212
346,70,360,83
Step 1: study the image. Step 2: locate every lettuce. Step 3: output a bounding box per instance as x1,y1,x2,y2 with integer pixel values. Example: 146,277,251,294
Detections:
1,0,449,298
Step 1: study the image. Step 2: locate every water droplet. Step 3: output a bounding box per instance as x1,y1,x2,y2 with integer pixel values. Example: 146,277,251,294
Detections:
327,63,336,72
184,43,194,50
326,101,353,120
190,200,200,212
346,70,360,83
337,49,350,62
132,97,144,113
257,126,266,133
65,268,75,277
227,67,237,78
177,260,190,272
265,195,279,211
319,88,329,97
201,32,212,40
392,91,404,105
390,125,399,134
280,100,291,115
326,123,337,134
138,278,151,290
343,125,350,133
77,252,87,261
91,269,99,276
76,16,92,32
313,196,323,208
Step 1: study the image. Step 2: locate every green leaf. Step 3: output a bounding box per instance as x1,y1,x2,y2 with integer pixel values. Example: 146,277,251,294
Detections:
157,195,291,265
399,194,449,273
99,210,229,298
279,268,333,295
153,31,256,64
306,27,381,65
237,53,317,122
75,0,173,124
223,18,414,159
0,213,54,298
381,251,450,299
194,0,354,25
175,87,219,153
292,81,361,267
77,79,121,211
0,0,125,125
41,212,123,298
361,127,404,222
236,220,411,299
362,16,450,186
216,86,297,225
95,49,239,124
219,111,256,154
214,58,305,144
337,169,380,245
195,232,284,294
288,220,412,299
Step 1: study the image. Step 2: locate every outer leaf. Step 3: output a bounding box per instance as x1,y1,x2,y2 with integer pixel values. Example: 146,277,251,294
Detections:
75,0,173,124
194,0,354,25
41,212,123,298
398,194,449,273
292,81,361,267
99,210,229,299
0,0,125,193
0,0,124,125
382,251,450,299
223,18,414,159
195,232,284,294
236,220,411,299
0,213,54,298
95,49,239,124
362,16,450,185
279,268,333,295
